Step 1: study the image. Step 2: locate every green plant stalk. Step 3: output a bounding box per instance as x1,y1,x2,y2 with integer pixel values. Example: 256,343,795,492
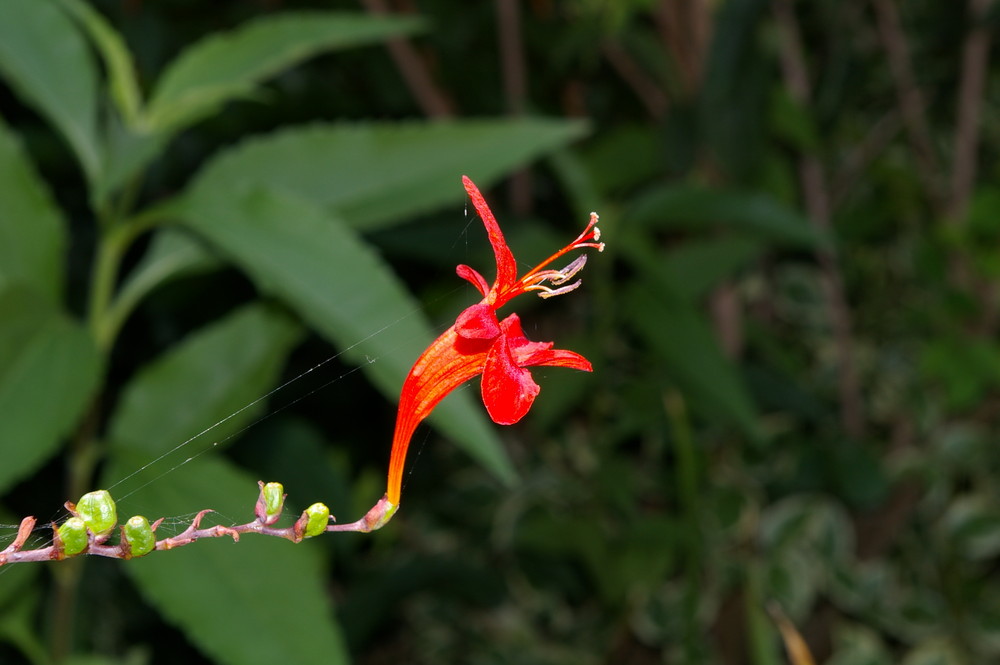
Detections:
664,390,704,661
52,200,155,662
745,559,780,665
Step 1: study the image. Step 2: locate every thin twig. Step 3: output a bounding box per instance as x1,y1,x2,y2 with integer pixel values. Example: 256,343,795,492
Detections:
359,0,455,118
0,482,369,568
653,0,712,95
870,0,943,208
601,41,670,118
773,0,865,439
495,0,531,214
949,0,994,222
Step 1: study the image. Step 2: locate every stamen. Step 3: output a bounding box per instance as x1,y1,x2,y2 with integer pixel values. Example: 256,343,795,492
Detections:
530,280,582,299
549,254,588,285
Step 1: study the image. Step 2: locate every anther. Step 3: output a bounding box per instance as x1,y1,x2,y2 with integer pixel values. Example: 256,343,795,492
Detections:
535,280,583,299
550,254,589,285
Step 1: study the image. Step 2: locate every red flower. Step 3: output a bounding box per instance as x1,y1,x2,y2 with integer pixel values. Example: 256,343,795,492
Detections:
333,176,602,532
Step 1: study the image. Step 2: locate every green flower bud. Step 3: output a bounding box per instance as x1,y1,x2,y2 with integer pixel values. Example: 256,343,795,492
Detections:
75,490,117,537
263,482,284,516
58,517,88,556
256,481,285,525
124,516,156,558
303,503,330,538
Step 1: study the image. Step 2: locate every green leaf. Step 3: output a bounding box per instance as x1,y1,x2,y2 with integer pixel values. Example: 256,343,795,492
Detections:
169,185,516,487
0,0,101,181
623,233,764,302
0,286,102,494
699,0,769,183
826,623,893,665
901,640,964,665
624,284,762,442
116,454,349,665
0,568,45,665
144,12,424,132
185,118,589,230
57,0,142,126
0,118,66,303
110,228,222,338
627,183,823,247
106,303,302,481
940,494,1000,561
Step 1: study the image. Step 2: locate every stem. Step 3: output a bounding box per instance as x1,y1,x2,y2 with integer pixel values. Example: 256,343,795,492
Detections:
52,200,157,660
870,0,942,208
772,0,864,439
745,560,781,665
948,0,994,222
359,0,454,118
87,223,130,353
664,390,702,662
495,0,531,215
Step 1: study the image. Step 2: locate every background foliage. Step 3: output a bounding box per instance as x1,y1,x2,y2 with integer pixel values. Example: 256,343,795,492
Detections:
0,0,997,664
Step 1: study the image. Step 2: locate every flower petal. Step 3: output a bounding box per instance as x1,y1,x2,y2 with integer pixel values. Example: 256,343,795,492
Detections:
463,176,518,299
456,303,502,340
499,313,553,356
482,333,540,425
516,347,593,372
456,264,490,297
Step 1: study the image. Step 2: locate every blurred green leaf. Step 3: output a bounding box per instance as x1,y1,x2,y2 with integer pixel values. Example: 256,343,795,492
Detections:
57,0,142,126
0,0,101,180
827,623,893,665
622,233,764,302
169,185,516,487
110,229,223,336
185,118,589,230
0,580,45,664
0,118,66,303
624,284,762,442
939,495,1000,561
759,495,854,564
119,454,349,665
765,548,819,620
627,183,822,246
771,87,820,153
144,12,424,132
920,336,1000,411
0,286,102,494
700,0,769,183
106,303,302,479
901,640,964,665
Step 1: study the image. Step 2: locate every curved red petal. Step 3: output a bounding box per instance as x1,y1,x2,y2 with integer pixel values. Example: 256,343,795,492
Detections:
515,347,593,372
455,303,501,340
456,264,489,297
463,176,518,298
498,313,552,355
386,326,492,504
482,334,540,425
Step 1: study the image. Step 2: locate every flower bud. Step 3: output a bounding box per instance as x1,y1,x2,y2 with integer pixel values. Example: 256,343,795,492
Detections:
255,481,285,525
303,503,331,538
123,516,156,558
57,517,88,556
75,490,117,537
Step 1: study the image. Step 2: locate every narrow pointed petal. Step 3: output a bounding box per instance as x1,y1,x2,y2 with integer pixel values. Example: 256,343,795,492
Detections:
456,264,490,296
516,347,593,372
463,176,518,298
482,334,541,425
456,303,502,340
